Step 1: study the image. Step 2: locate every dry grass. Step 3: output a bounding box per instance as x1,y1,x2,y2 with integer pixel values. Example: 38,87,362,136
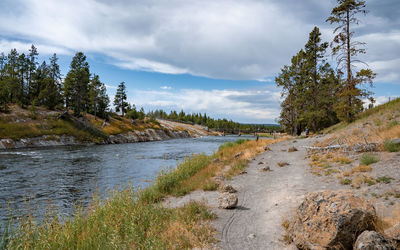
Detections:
278,161,290,167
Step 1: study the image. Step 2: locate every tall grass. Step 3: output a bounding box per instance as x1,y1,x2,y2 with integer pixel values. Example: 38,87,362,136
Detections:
3,188,215,249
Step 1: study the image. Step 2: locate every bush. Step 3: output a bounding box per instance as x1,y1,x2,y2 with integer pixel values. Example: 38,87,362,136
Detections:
384,140,400,152
360,153,379,165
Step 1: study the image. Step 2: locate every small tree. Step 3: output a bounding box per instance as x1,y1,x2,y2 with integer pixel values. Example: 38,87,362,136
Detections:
326,0,376,122
113,81,128,116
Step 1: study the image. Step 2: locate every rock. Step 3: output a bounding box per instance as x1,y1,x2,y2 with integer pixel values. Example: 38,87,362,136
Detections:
289,190,377,249
264,146,271,151
248,234,256,239
385,222,400,241
219,184,237,193
260,166,270,172
258,161,264,165
354,231,395,250
239,170,247,175
218,193,238,209
234,152,243,159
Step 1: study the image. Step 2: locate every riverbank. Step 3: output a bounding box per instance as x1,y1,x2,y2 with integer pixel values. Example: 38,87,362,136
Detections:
1,138,279,249
0,105,217,149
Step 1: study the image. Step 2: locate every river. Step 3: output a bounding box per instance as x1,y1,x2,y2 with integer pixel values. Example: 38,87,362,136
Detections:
0,135,252,224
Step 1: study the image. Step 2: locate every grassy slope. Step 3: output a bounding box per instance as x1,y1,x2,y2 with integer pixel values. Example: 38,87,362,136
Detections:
1,138,281,249
319,97,400,148
0,105,161,142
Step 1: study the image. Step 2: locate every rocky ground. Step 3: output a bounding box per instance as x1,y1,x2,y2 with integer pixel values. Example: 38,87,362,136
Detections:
164,136,400,249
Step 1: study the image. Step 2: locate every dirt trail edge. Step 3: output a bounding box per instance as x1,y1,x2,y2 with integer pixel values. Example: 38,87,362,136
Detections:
164,137,344,250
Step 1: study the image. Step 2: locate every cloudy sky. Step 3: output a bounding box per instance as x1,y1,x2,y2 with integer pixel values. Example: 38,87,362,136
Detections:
0,0,399,123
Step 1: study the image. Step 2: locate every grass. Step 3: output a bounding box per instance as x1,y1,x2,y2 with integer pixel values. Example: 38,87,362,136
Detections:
360,153,379,166
341,178,352,185
202,181,218,191
1,137,280,249
3,189,216,249
384,140,400,152
376,176,392,184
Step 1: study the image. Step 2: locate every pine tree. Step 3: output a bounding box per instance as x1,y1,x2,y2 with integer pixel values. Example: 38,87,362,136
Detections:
89,74,109,119
113,81,128,116
64,52,90,116
27,45,38,102
326,0,376,122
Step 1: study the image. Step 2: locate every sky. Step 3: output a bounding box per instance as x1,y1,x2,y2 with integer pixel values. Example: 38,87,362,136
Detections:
0,0,399,123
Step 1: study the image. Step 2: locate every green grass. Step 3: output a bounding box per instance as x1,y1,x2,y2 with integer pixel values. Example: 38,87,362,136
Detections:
384,140,400,152
376,176,392,184
202,181,218,191
360,153,379,166
387,120,398,129
341,178,352,185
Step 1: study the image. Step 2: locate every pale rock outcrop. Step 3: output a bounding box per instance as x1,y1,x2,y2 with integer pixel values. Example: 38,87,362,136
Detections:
354,231,395,250
289,190,376,250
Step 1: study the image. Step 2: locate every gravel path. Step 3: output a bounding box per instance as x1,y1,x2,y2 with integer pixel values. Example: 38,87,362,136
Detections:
164,137,344,249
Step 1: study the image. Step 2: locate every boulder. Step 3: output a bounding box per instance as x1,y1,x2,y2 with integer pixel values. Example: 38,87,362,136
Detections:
289,190,377,249
219,184,237,193
218,193,238,209
390,138,400,145
354,231,395,250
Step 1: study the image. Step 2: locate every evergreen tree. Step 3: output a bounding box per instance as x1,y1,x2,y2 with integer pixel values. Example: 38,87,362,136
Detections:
27,45,38,102
276,27,339,134
64,52,90,116
113,81,128,116
326,0,376,122
89,74,109,119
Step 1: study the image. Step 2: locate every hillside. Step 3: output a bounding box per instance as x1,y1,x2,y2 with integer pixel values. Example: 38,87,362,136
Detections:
0,105,217,149
319,97,400,150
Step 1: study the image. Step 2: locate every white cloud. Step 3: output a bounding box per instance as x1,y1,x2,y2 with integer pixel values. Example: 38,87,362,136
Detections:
0,39,71,56
160,86,172,90
0,0,398,83
128,87,282,123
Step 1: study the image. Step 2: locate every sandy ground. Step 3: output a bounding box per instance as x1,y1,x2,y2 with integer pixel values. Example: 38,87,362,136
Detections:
164,136,400,249
164,137,345,249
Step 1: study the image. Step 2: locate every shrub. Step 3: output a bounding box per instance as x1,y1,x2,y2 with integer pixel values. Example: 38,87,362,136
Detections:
360,153,379,165
341,178,352,185
384,140,400,152
376,176,392,184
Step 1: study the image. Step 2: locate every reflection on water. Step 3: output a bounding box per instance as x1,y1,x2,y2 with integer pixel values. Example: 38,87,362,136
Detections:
0,136,253,223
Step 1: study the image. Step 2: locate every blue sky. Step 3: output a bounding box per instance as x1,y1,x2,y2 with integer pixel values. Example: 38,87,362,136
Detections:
0,0,399,123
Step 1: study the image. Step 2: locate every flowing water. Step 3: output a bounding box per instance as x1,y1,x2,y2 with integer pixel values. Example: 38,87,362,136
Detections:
0,135,252,223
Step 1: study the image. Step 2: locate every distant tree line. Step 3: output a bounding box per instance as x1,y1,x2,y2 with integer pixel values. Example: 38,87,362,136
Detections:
276,0,376,135
147,109,282,133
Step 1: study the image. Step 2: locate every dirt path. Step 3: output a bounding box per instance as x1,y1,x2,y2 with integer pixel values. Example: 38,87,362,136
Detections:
164,138,344,249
